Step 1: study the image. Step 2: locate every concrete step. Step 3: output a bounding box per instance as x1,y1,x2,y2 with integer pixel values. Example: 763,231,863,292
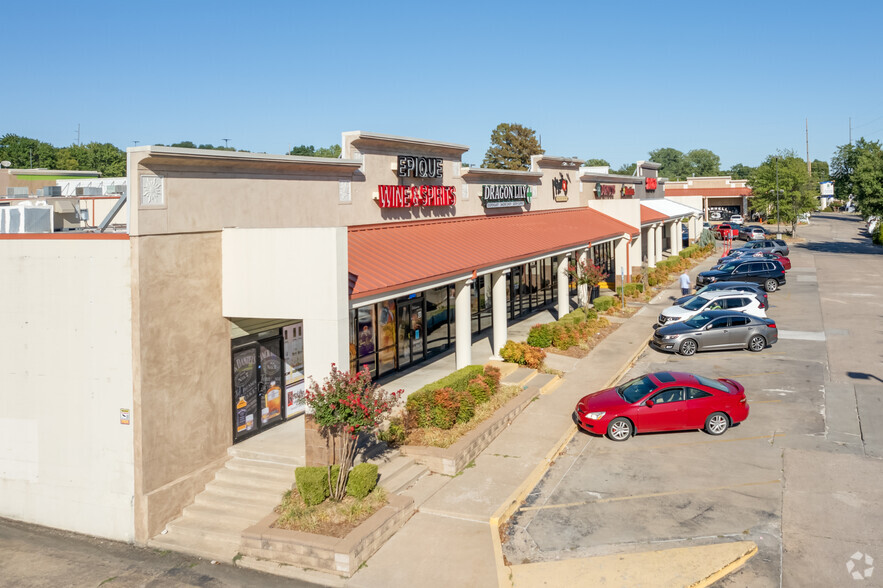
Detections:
501,366,538,388
374,453,414,482
225,457,297,476
401,472,450,509
165,513,251,546
148,530,239,563
193,487,284,513
525,372,560,394
227,445,304,467
379,462,428,494
183,501,274,525
202,478,289,505
213,466,294,491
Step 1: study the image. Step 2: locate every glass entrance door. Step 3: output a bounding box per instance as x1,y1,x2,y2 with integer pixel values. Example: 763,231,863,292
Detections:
232,335,284,441
396,300,424,370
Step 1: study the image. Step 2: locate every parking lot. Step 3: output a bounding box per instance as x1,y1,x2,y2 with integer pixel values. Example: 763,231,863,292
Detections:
503,214,883,586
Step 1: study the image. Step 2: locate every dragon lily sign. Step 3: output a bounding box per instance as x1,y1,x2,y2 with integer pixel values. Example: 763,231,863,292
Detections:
481,184,532,208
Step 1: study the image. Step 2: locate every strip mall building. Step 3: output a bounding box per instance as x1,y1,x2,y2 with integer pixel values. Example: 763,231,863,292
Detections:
0,131,702,545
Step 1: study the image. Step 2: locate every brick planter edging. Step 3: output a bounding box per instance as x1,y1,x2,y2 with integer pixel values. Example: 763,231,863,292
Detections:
399,385,537,476
240,493,415,578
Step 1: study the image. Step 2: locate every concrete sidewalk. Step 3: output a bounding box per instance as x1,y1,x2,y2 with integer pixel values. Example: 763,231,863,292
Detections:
259,248,746,587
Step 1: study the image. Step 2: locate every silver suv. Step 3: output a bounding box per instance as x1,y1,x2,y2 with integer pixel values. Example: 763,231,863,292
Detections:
733,238,789,256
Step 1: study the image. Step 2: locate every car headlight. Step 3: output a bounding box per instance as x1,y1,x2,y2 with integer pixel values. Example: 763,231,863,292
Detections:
586,411,606,420
664,334,679,340
706,276,717,282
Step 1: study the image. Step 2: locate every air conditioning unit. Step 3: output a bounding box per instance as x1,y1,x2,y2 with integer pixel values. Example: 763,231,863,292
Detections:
6,187,29,197
43,185,62,197
75,186,102,196
105,184,126,195
21,204,53,233
2,207,22,232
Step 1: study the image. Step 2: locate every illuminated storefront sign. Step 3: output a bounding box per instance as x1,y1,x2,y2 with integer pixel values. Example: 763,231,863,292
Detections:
481,184,532,208
594,183,616,199
621,185,635,198
645,177,658,190
377,184,456,207
398,155,444,178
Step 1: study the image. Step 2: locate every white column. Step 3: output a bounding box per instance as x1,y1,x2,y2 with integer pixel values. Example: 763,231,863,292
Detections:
614,236,629,285
557,255,570,319
655,222,663,259
454,279,472,370
491,270,507,359
668,221,679,255
644,227,655,266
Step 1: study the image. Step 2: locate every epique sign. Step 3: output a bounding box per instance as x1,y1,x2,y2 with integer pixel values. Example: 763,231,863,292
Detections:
481,184,532,208
377,185,456,207
594,183,616,199
398,155,443,178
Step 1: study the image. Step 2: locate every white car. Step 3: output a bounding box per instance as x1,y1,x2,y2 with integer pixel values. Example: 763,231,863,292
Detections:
657,290,767,326
729,214,744,224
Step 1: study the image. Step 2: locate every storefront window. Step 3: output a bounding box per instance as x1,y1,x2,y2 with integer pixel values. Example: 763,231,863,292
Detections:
356,306,376,377
426,285,450,358
377,301,397,375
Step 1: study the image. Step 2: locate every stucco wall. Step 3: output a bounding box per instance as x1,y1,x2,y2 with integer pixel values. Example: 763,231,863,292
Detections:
131,231,232,541
0,237,135,541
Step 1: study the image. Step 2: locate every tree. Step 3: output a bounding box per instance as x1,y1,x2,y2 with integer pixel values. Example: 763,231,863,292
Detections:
170,141,198,149
567,259,605,310
811,159,829,184
851,140,883,218
583,158,610,167
684,149,721,177
648,147,686,180
288,144,341,158
612,162,636,176
830,140,874,202
482,123,544,171
748,150,816,235
725,163,755,180
0,133,57,169
300,365,401,501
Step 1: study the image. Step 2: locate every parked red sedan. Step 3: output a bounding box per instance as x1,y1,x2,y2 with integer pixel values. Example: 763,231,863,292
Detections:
713,223,739,239
574,372,749,441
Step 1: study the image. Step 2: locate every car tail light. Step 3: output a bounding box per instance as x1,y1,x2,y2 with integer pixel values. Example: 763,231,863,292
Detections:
766,321,776,328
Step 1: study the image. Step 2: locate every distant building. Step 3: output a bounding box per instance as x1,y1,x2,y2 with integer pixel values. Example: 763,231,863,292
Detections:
664,176,752,221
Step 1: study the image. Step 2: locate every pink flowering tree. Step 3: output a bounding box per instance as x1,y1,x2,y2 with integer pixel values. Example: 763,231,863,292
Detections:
302,364,402,501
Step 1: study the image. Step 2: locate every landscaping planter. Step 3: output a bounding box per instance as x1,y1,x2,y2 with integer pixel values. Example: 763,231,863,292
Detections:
399,386,536,476
240,493,414,578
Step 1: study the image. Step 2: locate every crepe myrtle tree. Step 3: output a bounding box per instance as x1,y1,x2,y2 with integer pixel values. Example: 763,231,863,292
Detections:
301,364,402,501
567,258,606,310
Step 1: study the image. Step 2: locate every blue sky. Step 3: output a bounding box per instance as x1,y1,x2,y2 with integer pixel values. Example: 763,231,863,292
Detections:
3,0,881,169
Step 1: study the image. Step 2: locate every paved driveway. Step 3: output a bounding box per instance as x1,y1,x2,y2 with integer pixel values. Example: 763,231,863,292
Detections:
503,214,883,587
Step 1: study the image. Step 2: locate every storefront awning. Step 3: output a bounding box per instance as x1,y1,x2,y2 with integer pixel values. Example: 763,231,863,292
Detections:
348,208,639,301
640,205,669,226
641,198,702,222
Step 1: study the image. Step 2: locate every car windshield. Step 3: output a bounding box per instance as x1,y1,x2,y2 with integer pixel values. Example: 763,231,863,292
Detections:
617,375,657,403
720,262,739,272
682,296,709,311
693,374,729,393
683,313,713,328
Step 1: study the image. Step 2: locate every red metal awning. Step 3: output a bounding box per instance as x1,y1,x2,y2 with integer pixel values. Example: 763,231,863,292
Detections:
348,208,639,301
640,205,669,226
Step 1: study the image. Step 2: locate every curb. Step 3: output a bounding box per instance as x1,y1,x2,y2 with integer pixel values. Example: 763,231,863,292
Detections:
690,542,758,588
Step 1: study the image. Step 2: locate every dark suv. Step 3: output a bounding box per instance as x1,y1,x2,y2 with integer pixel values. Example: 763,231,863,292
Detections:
696,259,786,292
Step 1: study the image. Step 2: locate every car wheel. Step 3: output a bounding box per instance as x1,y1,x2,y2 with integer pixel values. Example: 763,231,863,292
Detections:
764,278,778,292
607,417,632,442
705,412,729,436
748,335,766,352
679,338,698,356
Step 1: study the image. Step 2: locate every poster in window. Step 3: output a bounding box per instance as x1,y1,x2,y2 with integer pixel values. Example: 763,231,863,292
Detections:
283,323,305,418
232,346,258,439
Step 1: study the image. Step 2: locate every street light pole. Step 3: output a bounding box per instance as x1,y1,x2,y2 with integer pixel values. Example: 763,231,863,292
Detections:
775,157,781,237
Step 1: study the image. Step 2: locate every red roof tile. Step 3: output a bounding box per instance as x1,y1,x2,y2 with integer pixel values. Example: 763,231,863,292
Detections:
665,187,752,196
640,205,669,225
348,208,639,300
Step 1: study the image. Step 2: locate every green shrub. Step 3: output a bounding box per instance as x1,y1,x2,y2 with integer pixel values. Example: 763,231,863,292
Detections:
482,365,501,394
551,324,578,349
405,389,435,428
457,390,476,423
414,365,483,396
593,295,616,312
378,416,406,446
616,283,644,297
430,387,460,429
467,376,492,404
526,323,554,348
873,224,882,245
500,340,545,368
346,463,378,499
295,465,341,506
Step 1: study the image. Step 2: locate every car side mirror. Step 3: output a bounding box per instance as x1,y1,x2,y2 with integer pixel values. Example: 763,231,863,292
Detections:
706,324,714,330
646,399,655,407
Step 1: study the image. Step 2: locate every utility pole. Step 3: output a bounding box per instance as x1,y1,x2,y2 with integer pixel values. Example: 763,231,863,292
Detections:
223,138,230,148
806,118,811,176
77,123,81,146
849,117,852,145
776,157,781,238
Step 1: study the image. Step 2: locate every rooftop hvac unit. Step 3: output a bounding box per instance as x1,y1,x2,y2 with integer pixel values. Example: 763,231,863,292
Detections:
75,186,102,196
21,204,53,233
43,185,62,197
105,184,127,195
2,207,22,233
7,187,29,197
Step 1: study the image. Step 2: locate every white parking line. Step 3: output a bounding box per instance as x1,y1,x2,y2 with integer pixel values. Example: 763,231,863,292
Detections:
777,330,826,341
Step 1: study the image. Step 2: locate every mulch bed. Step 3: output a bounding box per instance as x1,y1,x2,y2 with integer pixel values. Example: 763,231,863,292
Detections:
549,321,620,358
273,489,388,538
